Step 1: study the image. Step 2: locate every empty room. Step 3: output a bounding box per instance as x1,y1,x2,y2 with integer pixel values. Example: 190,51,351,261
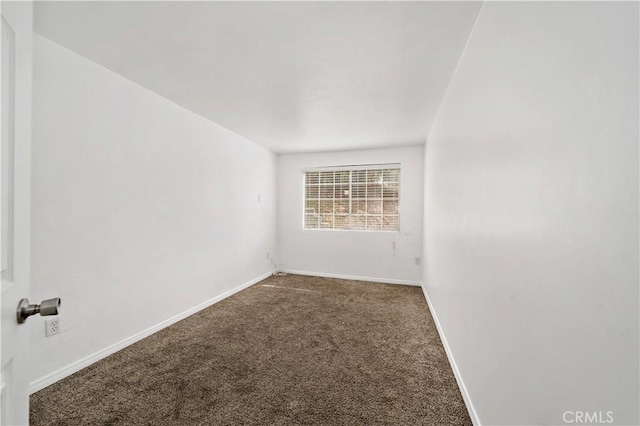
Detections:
1,1,638,425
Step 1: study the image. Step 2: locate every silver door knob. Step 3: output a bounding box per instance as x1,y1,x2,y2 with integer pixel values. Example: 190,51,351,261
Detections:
16,297,61,324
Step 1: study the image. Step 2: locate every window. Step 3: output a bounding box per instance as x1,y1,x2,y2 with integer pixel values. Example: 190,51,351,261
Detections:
304,165,400,231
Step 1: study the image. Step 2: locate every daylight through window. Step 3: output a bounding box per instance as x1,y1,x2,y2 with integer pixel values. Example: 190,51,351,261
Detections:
304,166,400,231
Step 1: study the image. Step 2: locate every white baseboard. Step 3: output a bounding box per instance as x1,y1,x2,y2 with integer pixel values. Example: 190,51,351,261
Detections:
279,269,422,287
420,284,481,426
29,270,274,394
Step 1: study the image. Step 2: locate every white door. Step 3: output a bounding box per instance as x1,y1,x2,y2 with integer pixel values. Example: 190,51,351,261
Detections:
1,1,32,424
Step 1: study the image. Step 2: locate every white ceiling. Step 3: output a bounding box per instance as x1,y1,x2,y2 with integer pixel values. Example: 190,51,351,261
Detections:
34,1,481,154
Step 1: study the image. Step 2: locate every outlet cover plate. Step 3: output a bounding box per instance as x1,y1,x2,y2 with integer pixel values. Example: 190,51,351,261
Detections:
45,317,61,337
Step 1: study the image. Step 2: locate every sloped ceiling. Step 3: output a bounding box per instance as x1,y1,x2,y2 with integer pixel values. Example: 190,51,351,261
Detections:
34,1,481,153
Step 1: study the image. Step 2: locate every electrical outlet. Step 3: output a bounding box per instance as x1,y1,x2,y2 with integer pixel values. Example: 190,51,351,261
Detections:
45,317,61,337
415,257,421,266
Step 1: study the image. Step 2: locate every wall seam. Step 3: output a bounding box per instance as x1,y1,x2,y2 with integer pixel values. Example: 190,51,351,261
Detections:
426,1,485,142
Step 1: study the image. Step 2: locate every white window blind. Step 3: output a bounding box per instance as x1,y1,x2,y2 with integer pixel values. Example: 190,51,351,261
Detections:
303,165,400,231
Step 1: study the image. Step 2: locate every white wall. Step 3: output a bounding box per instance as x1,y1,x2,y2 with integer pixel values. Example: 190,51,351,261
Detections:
423,2,638,425
29,35,277,388
278,146,424,284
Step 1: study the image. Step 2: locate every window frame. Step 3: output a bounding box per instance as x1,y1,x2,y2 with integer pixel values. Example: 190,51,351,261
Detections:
301,163,401,233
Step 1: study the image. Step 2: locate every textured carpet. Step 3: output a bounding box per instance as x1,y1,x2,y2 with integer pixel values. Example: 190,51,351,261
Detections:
30,274,471,425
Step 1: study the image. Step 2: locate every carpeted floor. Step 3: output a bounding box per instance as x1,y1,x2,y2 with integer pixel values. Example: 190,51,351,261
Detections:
30,274,471,425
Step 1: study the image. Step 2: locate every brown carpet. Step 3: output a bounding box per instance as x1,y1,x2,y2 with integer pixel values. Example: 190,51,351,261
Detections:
30,274,471,425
